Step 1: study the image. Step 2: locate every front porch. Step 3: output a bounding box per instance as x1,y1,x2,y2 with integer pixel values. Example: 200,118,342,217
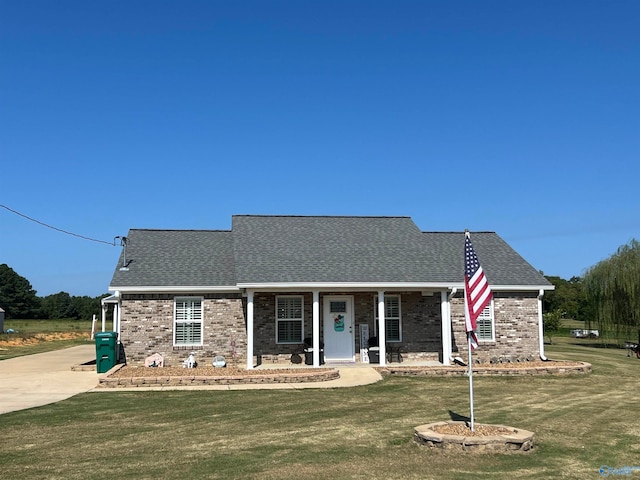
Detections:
245,289,453,369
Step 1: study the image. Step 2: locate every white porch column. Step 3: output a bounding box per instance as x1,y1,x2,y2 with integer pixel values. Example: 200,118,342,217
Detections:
440,290,452,366
246,290,255,370
114,303,119,335
113,290,121,336
112,295,120,337
378,290,387,366
101,302,107,333
313,291,320,367
114,293,122,362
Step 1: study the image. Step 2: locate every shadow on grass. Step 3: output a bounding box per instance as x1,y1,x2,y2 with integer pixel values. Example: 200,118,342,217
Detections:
448,410,471,423
568,341,625,349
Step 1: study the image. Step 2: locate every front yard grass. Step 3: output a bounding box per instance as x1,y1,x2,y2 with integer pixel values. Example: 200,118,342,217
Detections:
1,337,639,479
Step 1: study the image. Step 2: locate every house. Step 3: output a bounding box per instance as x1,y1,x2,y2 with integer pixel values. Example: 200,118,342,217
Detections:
104,215,554,368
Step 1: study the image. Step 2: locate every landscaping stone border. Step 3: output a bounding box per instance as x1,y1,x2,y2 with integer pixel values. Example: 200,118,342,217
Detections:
414,421,534,453
378,361,591,377
97,364,340,388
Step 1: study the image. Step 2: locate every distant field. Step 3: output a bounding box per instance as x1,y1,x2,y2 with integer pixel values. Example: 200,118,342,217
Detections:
0,319,113,360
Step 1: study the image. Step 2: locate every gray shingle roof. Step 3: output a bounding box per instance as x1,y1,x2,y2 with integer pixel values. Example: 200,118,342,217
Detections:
109,216,551,290
109,229,236,288
420,231,550,285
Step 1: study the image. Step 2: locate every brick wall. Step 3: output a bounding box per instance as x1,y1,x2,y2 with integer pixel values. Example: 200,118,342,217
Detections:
119,290,540,367
120,293,246,367
450,292,540,362
252,292,314,363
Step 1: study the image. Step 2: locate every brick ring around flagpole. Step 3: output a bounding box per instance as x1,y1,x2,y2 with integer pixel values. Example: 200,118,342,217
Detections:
414,421,534,453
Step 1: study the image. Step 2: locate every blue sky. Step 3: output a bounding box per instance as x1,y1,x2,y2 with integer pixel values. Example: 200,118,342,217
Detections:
1,1,639,297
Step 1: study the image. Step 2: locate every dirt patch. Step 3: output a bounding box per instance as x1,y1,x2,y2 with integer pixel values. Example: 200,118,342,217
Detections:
0,332,89,347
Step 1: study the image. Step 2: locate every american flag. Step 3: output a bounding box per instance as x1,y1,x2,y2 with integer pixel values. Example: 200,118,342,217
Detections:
464,231,493,350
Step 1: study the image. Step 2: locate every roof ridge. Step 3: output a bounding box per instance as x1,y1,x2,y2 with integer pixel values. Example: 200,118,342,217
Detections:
421,231,497,234
232,214,411,219
129,228,232,233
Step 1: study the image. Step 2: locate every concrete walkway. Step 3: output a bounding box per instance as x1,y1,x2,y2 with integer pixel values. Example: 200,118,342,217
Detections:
96,364,383,392
0,345,383,414
0,344,98,415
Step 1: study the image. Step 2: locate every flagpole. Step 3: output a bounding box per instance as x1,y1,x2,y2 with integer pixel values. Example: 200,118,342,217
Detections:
464,230,491,434
468,334,475,432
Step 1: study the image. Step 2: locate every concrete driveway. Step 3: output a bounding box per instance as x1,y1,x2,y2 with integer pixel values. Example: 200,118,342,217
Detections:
0,344,98,415
0,345,383,414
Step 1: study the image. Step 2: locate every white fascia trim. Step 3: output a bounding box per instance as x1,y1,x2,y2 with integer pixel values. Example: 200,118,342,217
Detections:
236,282,456,291
493,284,555,292
109,283,554,294
238,282,555,292
109,285,241,294
445,283,555,292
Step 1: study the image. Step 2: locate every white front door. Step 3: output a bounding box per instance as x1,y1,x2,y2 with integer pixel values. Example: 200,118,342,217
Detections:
323,296,355,362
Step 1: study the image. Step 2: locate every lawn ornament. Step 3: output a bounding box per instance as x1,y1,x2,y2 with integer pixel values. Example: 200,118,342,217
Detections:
182,353,197,368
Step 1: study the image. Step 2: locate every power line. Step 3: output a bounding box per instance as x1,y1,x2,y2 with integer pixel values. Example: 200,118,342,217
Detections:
1,203,117,246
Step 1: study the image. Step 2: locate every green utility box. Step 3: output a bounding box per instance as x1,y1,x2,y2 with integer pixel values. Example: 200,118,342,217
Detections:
95,331,118,373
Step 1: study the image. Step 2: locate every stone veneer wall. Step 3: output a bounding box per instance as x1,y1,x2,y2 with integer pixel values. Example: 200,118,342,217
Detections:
450,292,540,362
120,293,247,367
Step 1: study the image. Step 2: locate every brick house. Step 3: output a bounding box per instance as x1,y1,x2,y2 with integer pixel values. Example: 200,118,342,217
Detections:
103,215,554,368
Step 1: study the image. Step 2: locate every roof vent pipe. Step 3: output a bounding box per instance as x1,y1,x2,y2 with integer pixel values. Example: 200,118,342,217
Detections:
115,236,129,271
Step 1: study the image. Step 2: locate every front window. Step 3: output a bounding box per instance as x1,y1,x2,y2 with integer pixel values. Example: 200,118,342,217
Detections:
477,302,495,341
174,297,203,346
276,296,303,344
374,295,402,342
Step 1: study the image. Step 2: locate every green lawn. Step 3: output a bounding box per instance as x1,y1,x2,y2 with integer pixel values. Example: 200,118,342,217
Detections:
0,337,639,479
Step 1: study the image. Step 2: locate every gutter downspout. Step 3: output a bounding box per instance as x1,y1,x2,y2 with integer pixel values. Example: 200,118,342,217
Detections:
538,289,548,361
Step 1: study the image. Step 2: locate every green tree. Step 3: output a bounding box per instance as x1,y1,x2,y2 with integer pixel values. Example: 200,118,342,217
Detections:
71,295,104,320
40,292,79,319
40,293,105,320
583,239,640,345
543,275,591,321
0,264,41,318
543,309,564,344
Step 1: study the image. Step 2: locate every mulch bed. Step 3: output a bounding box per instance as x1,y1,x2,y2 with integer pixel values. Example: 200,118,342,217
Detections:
107,359,589,380
431,423,512,437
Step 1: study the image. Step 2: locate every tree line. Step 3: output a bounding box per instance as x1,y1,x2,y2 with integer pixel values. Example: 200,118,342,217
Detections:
0,264,107,320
